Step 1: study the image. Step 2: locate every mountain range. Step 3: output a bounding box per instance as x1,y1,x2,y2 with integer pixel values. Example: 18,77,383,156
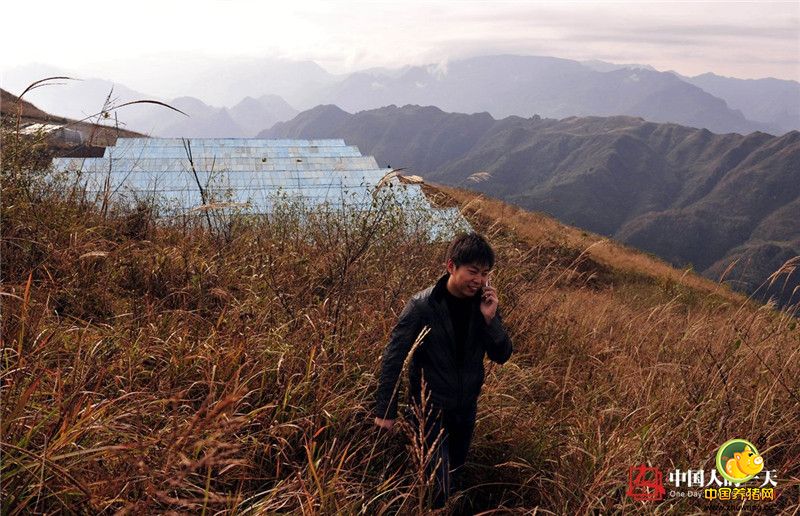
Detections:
3,55,799,136
681,72,800,134
120,95,298,137
316,55,782,135
0,64,299,137
261,104,800,306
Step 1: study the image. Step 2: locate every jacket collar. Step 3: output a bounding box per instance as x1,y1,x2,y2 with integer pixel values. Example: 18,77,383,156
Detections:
431,272,451,303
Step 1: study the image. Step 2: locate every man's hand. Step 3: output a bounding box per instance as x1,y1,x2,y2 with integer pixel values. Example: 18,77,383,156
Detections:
374,417,395,431
480,284,498,324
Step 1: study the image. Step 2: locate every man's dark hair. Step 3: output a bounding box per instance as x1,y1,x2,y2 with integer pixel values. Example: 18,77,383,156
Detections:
446,232,495,269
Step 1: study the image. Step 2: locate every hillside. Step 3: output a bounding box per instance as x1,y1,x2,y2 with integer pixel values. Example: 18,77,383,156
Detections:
1,88,142,153
262,105,800,307
2,135,799,513
1,89,53,119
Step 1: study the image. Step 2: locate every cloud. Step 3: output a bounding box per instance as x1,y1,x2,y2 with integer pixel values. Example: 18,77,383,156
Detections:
567,24,798,47
2,0,797,83
427,58,450,80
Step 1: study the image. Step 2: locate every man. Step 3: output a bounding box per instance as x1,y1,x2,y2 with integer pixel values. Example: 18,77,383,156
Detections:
374,232,513,507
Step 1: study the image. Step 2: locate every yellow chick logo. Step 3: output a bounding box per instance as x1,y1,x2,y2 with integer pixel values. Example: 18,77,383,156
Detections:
717,439,764,483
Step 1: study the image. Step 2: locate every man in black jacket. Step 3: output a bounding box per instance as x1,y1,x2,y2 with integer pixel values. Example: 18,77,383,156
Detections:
374,232,513,507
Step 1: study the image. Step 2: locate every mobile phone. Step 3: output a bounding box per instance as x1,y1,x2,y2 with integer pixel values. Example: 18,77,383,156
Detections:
479,276,490,300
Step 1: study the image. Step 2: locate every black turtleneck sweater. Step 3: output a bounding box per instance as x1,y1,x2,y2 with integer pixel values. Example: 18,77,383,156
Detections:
443,288,476,363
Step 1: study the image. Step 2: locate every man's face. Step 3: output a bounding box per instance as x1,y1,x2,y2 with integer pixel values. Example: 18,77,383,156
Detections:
446,259,492,298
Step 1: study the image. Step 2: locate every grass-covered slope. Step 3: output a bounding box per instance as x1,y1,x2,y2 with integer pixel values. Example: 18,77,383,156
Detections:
264,105,800,308
2,143,799,514
1,87,142,151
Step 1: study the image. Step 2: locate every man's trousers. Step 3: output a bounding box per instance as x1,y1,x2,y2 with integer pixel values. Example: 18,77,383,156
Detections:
407,401,478,509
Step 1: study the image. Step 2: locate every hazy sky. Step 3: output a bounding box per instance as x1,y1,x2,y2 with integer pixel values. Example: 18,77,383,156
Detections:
2,0,798,81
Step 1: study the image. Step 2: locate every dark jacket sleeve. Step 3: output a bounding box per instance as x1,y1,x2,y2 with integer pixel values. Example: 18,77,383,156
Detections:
481,308,513,364
374,297,423,419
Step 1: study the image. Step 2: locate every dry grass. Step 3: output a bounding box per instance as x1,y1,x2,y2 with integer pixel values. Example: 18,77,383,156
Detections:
437,184,750,306
2,131,799,514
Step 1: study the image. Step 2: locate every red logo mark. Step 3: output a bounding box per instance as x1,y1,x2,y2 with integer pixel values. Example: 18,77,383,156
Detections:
627,465,665,501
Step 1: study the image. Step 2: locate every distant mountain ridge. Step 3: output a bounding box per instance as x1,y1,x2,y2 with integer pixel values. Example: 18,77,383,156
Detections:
681,72,800,134
314,55,783,135
121,95,298,137
4,55,798,137
229,95,299,137
262,104,800,306
0,65,298,137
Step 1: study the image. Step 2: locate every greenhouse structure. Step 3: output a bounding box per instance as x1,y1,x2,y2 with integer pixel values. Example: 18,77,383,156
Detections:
51,138,470,239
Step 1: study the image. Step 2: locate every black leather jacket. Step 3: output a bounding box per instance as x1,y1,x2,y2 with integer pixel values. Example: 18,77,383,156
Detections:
375,272,513,419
